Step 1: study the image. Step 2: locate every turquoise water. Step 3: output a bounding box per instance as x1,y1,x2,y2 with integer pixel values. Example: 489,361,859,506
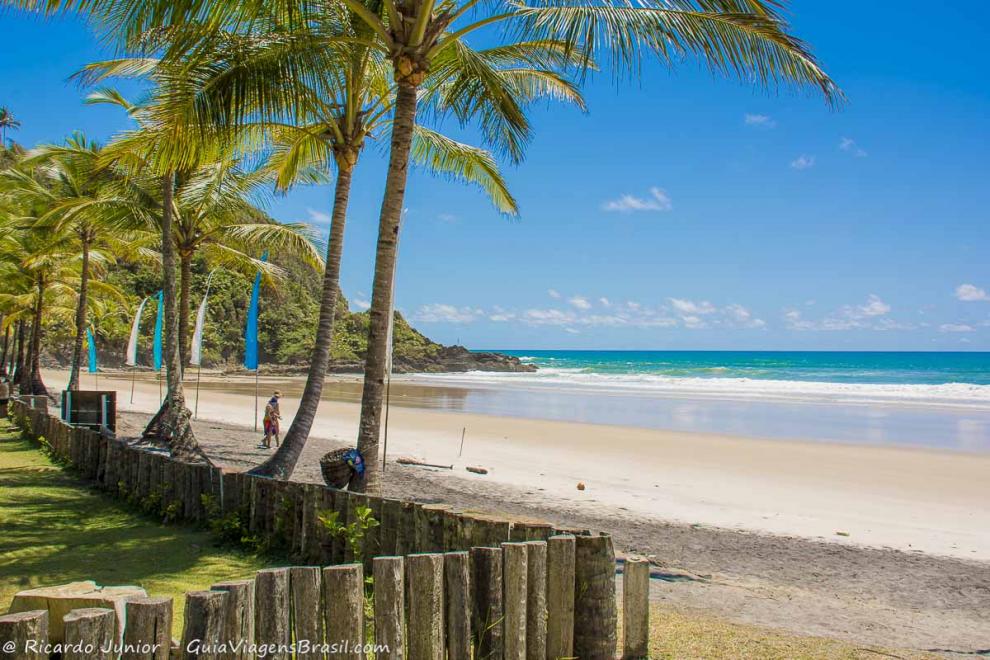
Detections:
495,350,990,385
413,351,990,449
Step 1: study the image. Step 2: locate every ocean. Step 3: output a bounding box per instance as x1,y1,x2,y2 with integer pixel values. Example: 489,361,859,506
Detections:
410,351,990,450
441,350,990,409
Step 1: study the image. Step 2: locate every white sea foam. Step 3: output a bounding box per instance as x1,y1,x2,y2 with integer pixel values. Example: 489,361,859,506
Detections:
411,368,990,410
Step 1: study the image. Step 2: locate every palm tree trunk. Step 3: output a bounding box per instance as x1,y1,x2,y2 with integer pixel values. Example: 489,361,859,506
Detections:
251,161,355,479
28,274,48,397
13,321,26,391
353,81,420,493
0,320,9,378
144,174,207,463
179,253,192,370
67,233,91,391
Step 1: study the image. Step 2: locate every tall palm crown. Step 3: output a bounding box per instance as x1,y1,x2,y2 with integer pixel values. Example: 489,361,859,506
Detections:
0,107,21,145
20,133,152,390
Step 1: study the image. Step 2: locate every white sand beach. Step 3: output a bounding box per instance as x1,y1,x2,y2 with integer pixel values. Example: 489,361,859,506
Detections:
48,369,990,561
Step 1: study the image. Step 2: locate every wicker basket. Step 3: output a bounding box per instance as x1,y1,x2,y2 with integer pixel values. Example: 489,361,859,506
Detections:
320,447,356,489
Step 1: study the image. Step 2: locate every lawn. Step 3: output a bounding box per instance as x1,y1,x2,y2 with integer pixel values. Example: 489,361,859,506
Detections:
0,416,933,658
0,418,270,635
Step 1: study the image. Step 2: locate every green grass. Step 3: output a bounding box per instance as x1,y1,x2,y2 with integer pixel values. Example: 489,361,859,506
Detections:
635,605,938,659
0,418,270,635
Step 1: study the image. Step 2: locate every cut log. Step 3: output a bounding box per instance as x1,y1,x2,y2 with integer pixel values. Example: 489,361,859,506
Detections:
546,535,575,659
0,610,48,660
573,534,617,659
622,559,650,659
62,608,115,660
524,541,547,660
322,564,363,659
405,554,444,660
373,557,404,660
121,597,172,660
443,552,471,660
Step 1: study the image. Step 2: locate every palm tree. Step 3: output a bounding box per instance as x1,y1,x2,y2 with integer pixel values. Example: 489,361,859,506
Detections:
0,108,20,145
0,195,90,397
335,0,839,492
19,133,152,391
128,8,580,480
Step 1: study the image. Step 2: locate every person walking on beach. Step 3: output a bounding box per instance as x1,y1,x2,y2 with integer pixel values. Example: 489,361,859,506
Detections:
261,391,282,449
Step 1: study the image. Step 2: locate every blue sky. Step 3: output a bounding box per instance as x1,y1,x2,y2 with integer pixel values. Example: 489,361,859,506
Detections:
2,1,989,351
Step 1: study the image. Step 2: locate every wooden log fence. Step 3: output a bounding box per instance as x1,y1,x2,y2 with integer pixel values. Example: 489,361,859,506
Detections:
3,397,646,658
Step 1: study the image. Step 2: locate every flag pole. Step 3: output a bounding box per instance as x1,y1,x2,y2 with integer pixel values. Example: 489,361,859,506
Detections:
194,364,202,420
254,367,259,432
382,371,392,474
380,237,399,485
130,367,136,404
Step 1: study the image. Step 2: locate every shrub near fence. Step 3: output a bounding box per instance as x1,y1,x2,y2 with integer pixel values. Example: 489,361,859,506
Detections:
3,396,633,659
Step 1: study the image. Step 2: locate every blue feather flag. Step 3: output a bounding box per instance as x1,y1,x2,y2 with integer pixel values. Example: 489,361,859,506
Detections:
85,327,97,373
153,290,164,371
244,252,268,370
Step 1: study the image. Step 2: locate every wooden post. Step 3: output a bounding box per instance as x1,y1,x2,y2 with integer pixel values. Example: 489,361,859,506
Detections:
524,541,547,660
322,564,363,659
622,559,650,659
373,557,404,660
546,535,575,660
289,567,323,660
501,543,528,660
122,597,172,660
254,568,290,659
406,554,444,660
0,610,48,660
181,590,227,660
63,608,115,660
211,580,255,660
470,546,503,660
573,534,617,659
443,552,471,660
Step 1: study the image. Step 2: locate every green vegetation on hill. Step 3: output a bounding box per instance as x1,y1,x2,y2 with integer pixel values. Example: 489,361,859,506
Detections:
46,254,443,370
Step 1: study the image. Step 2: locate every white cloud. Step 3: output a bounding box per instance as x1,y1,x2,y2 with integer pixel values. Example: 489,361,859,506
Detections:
790,155,816,170
724,304,766,328
352,298,370,311
955,284,990,302
413,304,482,324
744,113,776,128
547,289,562,299
488,306,515,322
669,298,717,316
564,328,580,335
568,296,592,310
785,295,895,331
306,208,332,225
602,187,672,213
940,323,975,333
839,137,868,158
437,213,458,223
599,297,611,307
856,294,891,317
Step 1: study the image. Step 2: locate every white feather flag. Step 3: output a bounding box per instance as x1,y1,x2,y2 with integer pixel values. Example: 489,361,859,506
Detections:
190,272,216,367
125,296,150,367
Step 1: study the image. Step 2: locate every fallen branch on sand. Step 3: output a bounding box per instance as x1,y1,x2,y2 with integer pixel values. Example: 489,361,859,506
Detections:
396,457,453,470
